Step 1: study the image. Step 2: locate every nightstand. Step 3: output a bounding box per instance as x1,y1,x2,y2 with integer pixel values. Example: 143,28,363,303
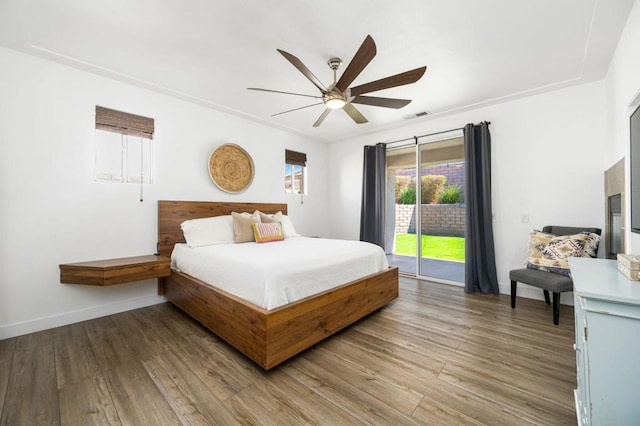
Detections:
60,254,171,286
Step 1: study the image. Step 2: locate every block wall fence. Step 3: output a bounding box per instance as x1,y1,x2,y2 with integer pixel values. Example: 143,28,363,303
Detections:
394,204,465,237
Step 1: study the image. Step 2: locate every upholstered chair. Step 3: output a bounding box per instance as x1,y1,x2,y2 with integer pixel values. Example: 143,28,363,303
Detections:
509,225,601,325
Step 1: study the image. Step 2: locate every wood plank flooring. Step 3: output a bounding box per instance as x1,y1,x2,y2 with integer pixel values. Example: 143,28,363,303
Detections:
0,277,578,425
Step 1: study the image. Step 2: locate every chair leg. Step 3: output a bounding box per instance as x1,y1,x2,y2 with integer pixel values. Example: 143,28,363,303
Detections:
552,292,560,325
510,280,517,308
543,290,551,305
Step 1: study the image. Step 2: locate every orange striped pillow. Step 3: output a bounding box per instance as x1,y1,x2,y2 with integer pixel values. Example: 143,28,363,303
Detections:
252,222,284,243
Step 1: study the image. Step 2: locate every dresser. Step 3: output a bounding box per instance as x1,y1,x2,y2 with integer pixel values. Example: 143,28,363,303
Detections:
569,258,640,425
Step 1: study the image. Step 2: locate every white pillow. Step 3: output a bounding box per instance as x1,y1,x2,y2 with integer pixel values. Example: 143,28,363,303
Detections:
180,215,234,247
281,215,301,237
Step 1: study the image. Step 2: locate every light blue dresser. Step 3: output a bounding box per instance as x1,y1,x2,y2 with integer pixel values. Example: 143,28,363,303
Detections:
569,258,640,425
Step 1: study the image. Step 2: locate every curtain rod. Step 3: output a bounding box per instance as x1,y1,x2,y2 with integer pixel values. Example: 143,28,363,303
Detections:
382,121,491,146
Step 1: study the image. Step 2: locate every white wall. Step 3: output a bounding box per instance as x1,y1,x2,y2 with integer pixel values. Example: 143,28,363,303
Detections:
603,0,640,253
0,47,329,339
328,81,607,301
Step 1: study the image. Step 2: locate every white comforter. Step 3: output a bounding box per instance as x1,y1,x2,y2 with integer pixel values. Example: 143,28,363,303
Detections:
171,237,389,310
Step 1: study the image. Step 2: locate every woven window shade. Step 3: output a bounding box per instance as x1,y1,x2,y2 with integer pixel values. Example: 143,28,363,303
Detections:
95,106,154,139
285,149,307,166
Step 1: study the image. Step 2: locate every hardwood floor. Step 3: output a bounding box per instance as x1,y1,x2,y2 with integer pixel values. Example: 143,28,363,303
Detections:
0,277,578,425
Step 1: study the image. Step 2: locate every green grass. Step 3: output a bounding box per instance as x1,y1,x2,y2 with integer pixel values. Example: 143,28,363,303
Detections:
395,233,465,261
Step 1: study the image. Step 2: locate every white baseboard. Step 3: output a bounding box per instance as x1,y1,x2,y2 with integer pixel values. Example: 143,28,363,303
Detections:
405,275,575,306
0,294,166,340
498,282,575,306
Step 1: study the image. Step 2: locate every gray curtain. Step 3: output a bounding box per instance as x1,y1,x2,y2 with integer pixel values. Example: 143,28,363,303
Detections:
360,143,386,248
464,123,499,294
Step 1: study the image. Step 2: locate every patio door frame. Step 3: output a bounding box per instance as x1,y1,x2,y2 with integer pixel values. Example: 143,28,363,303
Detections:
416,130,464,282
387,129,465,284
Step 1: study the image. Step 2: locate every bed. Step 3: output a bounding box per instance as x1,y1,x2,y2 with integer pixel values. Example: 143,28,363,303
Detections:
157,200,399,370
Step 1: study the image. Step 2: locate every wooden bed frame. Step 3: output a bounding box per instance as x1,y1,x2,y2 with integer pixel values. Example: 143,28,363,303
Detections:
157,200,399,370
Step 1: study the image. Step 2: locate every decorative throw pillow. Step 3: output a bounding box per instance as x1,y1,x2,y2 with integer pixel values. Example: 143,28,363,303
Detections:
257,211,301,237
525,230,555,262
252,222,284,243
259,211,283,224
581,232,601,258
231,211,261,243
527,232,589,277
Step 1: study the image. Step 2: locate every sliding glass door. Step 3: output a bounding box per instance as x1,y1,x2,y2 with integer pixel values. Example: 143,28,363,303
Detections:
386,133,465,283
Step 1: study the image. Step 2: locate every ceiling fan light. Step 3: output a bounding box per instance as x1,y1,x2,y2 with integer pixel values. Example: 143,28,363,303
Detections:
325,97,346,109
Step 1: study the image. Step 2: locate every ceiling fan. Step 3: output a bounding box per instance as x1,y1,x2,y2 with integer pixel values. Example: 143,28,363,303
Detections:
248,35,427,127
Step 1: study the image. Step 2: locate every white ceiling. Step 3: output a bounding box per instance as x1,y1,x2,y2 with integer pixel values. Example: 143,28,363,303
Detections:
0,0,635,143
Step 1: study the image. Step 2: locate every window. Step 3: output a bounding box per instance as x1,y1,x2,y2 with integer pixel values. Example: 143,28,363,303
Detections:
94,106,154,184
285,149,306,194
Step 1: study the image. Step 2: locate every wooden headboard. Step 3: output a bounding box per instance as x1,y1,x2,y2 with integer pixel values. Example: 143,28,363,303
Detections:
157,200,288,257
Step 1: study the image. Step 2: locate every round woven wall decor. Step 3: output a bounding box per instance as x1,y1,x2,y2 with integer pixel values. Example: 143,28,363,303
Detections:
208,143,255,193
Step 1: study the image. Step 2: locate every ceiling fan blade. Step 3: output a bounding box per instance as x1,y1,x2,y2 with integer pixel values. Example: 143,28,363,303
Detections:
271,102,323,117
351,95,412,109
248,88,322,99
277,49,327,92
335,35,376,93
349,66,427,96
343,103,368,124
313,109,331,127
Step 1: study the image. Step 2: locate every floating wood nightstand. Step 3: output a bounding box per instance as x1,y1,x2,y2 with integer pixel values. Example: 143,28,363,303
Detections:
60,255,171,286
